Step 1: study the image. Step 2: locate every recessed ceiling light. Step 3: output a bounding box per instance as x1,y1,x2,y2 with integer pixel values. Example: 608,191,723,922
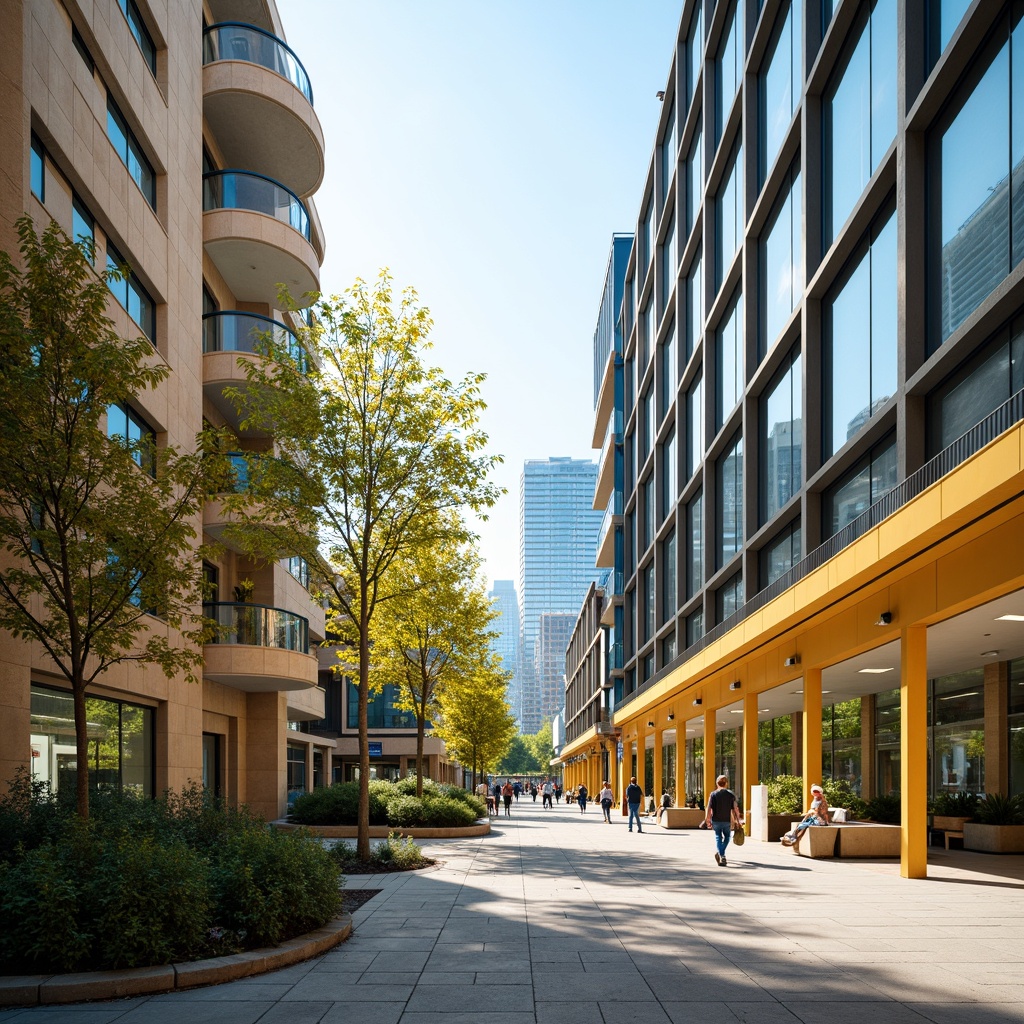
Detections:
996,614,1024,622
858,668,894,674
981,650,1000,657
939,691,979,700
822,690,832,694
730,710,744,714
759,708,770,713
792,689,803,694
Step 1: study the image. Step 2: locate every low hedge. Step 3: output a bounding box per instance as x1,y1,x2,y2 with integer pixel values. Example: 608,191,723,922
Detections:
291,778,486,827
0,775,342,975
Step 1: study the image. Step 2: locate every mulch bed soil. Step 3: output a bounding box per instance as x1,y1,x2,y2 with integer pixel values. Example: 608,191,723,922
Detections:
341,889,383,912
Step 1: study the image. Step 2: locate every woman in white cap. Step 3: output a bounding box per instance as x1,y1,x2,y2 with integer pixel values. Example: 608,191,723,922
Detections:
780,784,830,848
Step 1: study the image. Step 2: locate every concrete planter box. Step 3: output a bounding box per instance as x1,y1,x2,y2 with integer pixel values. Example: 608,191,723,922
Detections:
767,813,797,841
661,807,707,828
963,823,1024,853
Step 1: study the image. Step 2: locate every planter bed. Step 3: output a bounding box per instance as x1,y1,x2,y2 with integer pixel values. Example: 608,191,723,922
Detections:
788,822,900,859
963,823,1024,853
275,820,491,839
660,808,707,828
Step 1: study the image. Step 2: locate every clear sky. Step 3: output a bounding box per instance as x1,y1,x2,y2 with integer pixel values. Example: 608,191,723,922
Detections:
285,2,684,586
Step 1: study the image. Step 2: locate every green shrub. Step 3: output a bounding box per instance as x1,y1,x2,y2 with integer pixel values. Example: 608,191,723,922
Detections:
766,775,804,814
367,780,393,823
373,832,427,870
394,775,435,797
328,840,359,869
421,796,477,828
973,792,1024,825
386,795,428,828
0,767,68,866
291,783,359,826
932,791,979,818
210,825,342,948
436,785,487,818
864,791,901,824
821,778,867,820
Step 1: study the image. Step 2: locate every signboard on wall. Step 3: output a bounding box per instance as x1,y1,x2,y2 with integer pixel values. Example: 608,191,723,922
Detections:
616,741,623,761
369,742,382,758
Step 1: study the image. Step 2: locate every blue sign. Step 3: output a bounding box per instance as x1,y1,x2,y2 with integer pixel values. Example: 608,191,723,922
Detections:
368,742,383,758
616,741,623,761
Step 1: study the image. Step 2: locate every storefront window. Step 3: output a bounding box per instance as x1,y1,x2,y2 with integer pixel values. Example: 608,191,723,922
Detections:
823,698,862,795
685,735,705,805
930,669,985,795
286,744,306,806
875,687,901,795
1010,658,1024,797
759,714,793,781
30,684,154,800
662,742,677,798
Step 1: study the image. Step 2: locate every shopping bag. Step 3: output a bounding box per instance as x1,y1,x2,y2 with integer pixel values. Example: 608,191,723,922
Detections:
732,826,745,846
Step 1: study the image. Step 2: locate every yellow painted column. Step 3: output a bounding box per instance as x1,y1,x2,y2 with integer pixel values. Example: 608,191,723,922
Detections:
617,732,628,816
703,711,716,807
636,723,646,800
675,718,686,806
802,668,822,806
901,625,928,879
743,691,759,828
653,727,663,807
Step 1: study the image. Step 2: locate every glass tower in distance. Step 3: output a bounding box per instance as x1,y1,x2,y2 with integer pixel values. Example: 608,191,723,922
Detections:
518,458,603,735
486,580,519,713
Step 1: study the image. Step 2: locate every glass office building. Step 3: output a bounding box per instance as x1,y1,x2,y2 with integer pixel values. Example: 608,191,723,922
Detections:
563,0,1024,876
518,458,603,734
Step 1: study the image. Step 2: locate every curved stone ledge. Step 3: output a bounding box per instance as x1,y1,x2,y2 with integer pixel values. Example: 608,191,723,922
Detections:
0,913,352,1007
274,819,491,839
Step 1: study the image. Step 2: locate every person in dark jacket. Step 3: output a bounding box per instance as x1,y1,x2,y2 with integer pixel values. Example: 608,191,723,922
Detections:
577,783,588,813
705,775,742,866
625,776,644,833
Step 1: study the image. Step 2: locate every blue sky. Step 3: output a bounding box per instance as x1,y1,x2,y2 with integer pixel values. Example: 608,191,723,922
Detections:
286,2,684,585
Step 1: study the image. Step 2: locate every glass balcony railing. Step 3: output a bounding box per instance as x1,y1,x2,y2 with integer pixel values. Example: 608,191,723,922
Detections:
203,23,313,105
203,311,308,371
204,601,309,653
203,170,310,240
608,641,623,671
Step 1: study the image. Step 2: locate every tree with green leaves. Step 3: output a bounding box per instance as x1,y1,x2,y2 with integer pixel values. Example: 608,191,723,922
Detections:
0,217,220,818
498,734,544,776
434,655,516,789
369,526,496,796
221,272,502,859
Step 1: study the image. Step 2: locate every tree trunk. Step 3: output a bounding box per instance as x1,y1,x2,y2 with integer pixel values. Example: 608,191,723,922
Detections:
73,680,90,819
357,588,371,861
416,707,425,798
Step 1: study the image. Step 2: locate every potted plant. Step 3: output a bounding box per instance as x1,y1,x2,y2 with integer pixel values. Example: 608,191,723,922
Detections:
963,793,1024,853
766,775,804,841
931,791,978,839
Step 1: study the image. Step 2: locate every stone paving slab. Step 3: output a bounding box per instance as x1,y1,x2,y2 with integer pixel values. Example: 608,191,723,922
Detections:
5,803,1024,1021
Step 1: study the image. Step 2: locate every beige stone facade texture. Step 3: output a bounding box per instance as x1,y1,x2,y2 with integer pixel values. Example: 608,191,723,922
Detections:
0,0,331,821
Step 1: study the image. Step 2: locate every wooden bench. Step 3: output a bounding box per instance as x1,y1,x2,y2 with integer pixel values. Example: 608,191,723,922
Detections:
661,807,708,829
932,814,971,849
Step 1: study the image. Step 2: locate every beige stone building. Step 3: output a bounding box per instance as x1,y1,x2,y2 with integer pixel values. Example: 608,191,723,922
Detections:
0,0,334,819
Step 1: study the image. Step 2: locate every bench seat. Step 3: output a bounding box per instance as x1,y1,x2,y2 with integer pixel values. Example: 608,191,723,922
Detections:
661,807,708,829
789,822,901,858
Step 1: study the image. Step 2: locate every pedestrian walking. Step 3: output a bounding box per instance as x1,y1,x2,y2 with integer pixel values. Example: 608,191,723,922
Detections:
599,781,614,823
502,780,514,817
705,774,742,866
577,782,588,813
493,780,502,814
542,779,553,808
531,782,538,802
625,776,644,833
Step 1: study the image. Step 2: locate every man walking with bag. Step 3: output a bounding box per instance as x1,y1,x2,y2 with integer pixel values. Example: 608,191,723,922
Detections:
705,774,742,866
625,776,644,833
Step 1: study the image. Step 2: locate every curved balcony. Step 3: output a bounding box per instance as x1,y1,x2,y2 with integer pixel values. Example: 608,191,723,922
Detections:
202,311,307,430
203,23,324,198
203,601,317,692
202,170,319,306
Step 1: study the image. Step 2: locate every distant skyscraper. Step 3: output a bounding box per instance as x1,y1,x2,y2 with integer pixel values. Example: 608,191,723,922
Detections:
536,612,576,726
518,457,603,734
487,580,519,706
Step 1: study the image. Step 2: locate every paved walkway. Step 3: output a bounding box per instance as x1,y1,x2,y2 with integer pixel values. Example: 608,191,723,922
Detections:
5,801,1024,1023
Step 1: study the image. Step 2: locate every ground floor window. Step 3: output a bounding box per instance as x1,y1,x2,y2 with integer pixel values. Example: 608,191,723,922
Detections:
759,714,793,780
343,761,402,782
30,683,154,799
287,743,306,806
644,746,654,797
823,699,863,795
661,742,676,799
1011,659,1024,797
684,736,704,806
202,732,221,797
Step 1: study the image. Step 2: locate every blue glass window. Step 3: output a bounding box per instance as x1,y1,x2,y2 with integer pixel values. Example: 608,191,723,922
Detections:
107,400,156,477
824,205,896,456
717,433,744,567
687,374,704,479
662,529,677,622
934,6,1024,343
717,0,744,142
660,215,676,319
642,562,655,642
824,0,896,243
660,428,676,521
118,0,156,74
687,122,703,238
928,0,972,68
717,141,744,287
824,434,897,538
660,98,676,209
30,134,44,202
72,196,94,252
716,289,743,430
761,521,802,588
760,347,803,523
107,97,156,209
107,243,156,344
659,320,676,420
717,572,743,620
759,0,802,185
685,1,704,113
687,491,703,599
686,251,704,361
759,165,803,358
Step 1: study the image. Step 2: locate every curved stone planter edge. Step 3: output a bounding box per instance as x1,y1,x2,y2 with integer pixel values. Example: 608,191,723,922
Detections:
273,819,492,839
0,913,352,1008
